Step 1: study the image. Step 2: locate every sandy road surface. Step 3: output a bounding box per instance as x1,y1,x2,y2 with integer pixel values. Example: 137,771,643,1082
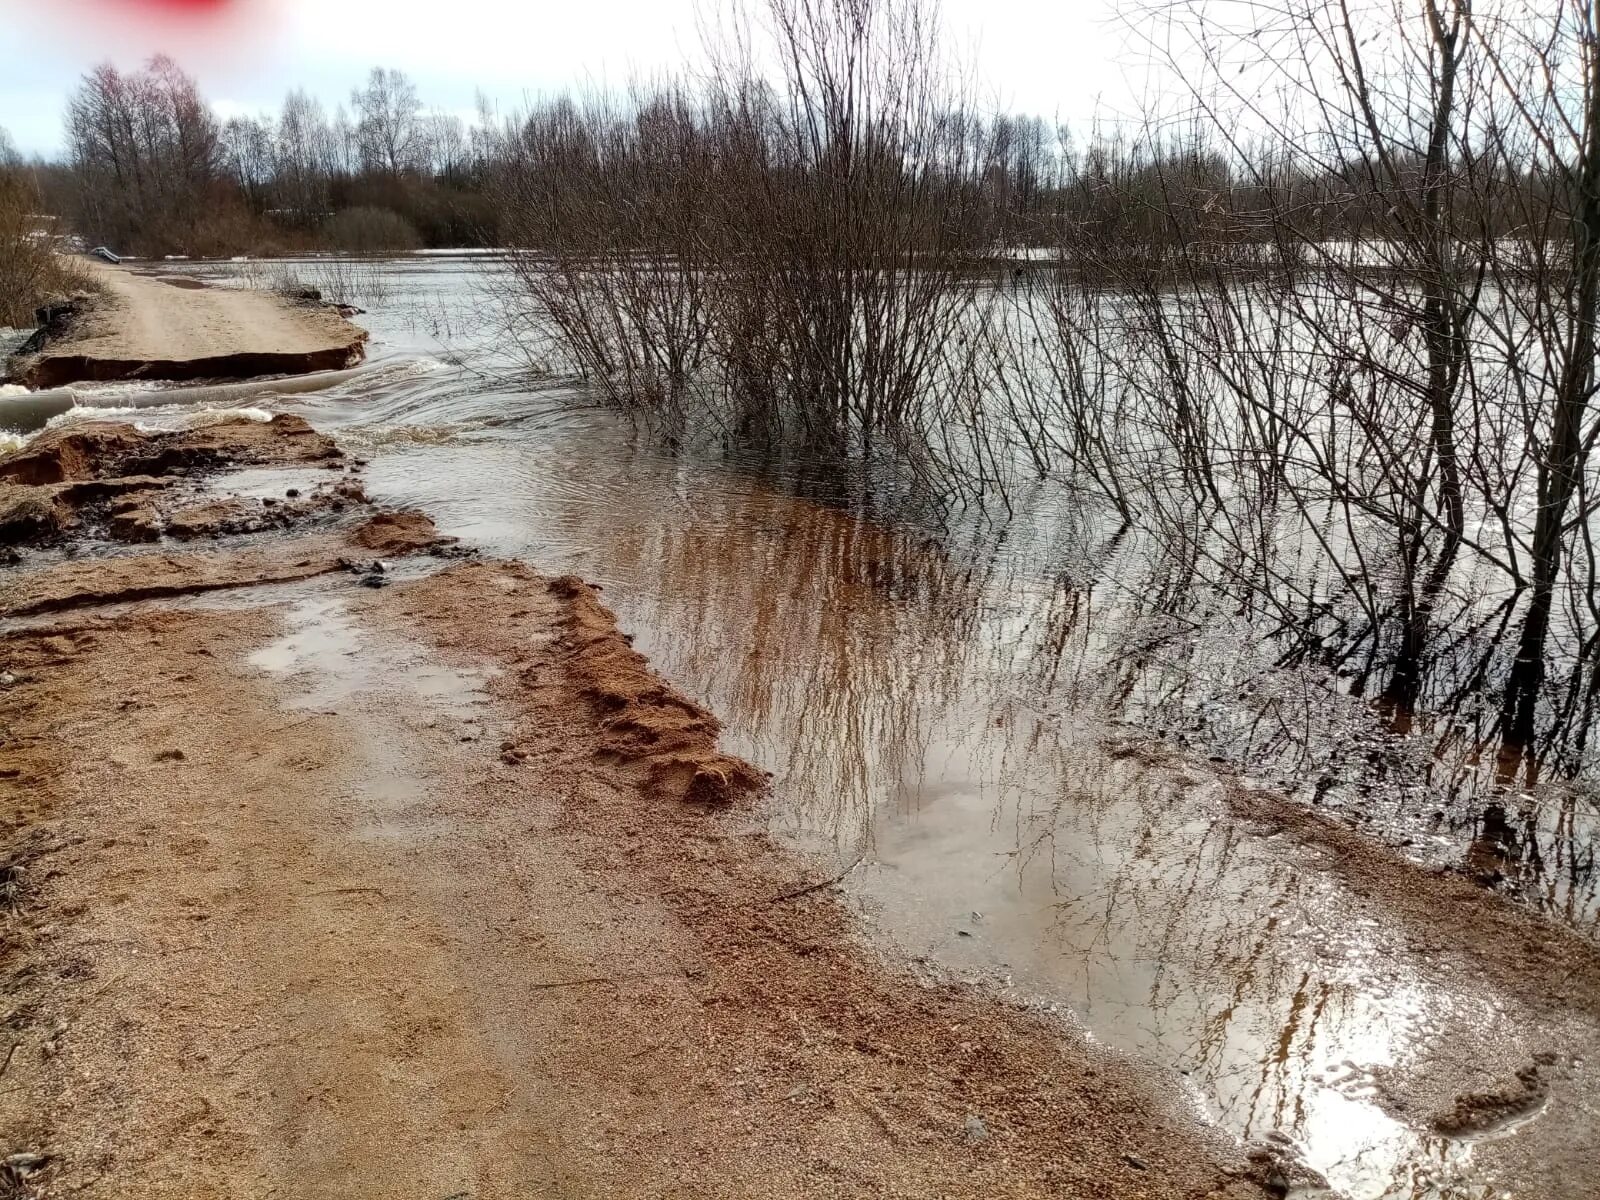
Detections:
0,560,1262,1200
5,261,367,388
68,261,361,361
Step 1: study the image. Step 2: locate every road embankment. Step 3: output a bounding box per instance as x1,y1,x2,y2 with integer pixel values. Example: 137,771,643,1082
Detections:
4,259,367,390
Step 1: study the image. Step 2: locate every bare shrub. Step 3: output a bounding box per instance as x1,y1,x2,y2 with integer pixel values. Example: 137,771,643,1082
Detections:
486,0,1009,471
319,205,421,254
0,133,86,327
981,0,1600,771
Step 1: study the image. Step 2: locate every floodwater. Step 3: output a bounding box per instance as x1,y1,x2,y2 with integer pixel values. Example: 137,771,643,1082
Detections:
33,256,1600,1199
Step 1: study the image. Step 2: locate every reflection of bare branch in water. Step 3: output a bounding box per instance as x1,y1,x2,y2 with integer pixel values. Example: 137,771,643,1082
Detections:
574,482,998,856
844,716,1509,1196
331,252,1600,1197
526,414,1599,932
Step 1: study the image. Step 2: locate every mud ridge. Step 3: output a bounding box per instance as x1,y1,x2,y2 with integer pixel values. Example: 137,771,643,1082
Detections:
546,574,768,805
0,512,447,617
1432,1055,1555,1135
0,416,360,550
0,414,341,488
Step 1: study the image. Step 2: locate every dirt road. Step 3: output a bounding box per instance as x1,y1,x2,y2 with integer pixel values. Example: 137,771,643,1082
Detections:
0,418,1265,1199
5,261,367,389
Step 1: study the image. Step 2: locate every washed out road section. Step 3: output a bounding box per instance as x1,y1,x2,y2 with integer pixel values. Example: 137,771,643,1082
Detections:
5,259,367,389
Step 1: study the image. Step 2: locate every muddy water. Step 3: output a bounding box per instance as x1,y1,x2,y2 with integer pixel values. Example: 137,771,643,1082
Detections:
60,257,1600,1198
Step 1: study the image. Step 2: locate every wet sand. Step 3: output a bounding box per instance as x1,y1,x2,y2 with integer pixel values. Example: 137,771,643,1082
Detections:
0,417,1267,1198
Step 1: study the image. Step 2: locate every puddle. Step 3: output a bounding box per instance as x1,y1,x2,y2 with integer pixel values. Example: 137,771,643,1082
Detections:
854,734,1516,1198
248,594,497,849
212,466,341,503
248,595,489,721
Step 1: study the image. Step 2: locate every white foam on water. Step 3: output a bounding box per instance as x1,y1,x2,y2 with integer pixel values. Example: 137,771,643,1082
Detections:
183,405,275,426
363,355,451,382
41,403,274,435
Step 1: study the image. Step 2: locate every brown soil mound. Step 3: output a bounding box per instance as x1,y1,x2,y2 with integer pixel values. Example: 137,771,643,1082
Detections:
162,478,368,542
0,422,146,485
0,485,68,542
0,415,339,488
162,497,275,540
120,414,342,476
0,542,348,617
349,508,449,555
107,495,161,542
0,476,173,544
15,346,368,390
547,574,767,804
0,417,348,549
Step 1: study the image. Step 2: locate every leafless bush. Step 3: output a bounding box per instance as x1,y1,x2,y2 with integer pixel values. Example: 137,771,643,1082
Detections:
319,205,421,254
981,0,1600,771
222,255,392,309
485,0,1010,472
0,133,86,327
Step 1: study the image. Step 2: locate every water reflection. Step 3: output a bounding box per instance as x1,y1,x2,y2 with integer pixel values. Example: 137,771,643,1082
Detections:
174,258,1600,1199
329,427,1557,1199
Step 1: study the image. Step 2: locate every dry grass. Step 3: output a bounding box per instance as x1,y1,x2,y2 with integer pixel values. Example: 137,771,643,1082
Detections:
0,168,90,328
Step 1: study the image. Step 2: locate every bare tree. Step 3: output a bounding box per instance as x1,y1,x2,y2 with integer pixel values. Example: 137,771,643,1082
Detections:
220,114,274,214
352,67,424,179
425,112,469,184
977,0,1600,775
274,88,335,228
66,55,220,253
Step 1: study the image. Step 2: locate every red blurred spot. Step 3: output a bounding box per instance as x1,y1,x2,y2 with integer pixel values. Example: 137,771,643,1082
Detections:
103,0,233,16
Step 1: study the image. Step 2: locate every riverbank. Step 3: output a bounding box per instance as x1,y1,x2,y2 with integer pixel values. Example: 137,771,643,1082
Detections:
0,412,1267,1199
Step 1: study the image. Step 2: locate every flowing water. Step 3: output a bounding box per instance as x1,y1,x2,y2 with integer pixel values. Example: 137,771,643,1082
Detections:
18,256,1600,1199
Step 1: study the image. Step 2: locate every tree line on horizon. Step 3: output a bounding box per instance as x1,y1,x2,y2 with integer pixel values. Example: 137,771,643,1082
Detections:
38,57,497,257
4,35,1585,268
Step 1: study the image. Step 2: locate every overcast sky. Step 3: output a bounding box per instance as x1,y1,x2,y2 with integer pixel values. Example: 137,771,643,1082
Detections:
0,0,1157,156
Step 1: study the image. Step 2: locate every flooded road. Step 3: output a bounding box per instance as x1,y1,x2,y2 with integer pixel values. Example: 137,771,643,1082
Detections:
39,256,1600,1199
